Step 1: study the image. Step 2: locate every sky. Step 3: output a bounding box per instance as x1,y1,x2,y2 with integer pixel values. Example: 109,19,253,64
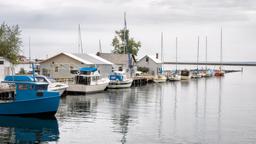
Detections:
1,0,256,62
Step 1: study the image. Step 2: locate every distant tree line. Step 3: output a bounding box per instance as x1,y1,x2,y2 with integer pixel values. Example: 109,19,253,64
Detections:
0,22,22,64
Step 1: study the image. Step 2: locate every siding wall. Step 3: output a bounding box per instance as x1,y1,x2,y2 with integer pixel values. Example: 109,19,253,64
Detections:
39,54,112,80
137,56,162,76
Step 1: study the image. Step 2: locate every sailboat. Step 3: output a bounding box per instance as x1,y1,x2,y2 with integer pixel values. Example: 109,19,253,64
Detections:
153,32,167,83
215,28,225,76
203,36,213,77
191,36,202,78
107,12,133,88
168,37,181,81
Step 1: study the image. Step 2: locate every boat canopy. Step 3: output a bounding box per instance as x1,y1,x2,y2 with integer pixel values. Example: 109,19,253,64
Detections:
79,67,97,72
4,75,35,82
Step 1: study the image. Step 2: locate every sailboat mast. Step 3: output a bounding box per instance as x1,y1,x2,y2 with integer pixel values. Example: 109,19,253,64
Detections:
220,28,223,70
197,36,199,72
99,39,102,53
78,24,83,53
175,37,178,73
160,32,164,74
205,36,208,70
124,12,127,54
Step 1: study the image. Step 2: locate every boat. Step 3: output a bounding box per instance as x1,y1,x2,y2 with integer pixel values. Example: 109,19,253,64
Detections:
1,75,60,117
153,75,167,83
67,67,109,93
215,28,225,77
154,32,167,83
191,36,201,79
203,36,213,77
168,37,181,81
168,73,181,81
107,71,133,89
181,69,191,80
35,75,68,96
191,71,202,79
214,69,224,76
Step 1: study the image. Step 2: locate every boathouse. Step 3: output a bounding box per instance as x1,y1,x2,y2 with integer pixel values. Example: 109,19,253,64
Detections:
137,54,163,75
0,57,13,80
96,52,137,75
39,52,113,81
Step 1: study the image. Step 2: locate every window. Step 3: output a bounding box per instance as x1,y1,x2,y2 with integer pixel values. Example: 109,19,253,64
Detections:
146,57,149,62
55,66,58,72
18,84,27,90
0,61,4,65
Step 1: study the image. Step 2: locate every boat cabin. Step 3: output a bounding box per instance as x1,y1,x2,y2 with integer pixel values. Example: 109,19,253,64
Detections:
181,70,190,76
2,75,50,101
74,67,100,85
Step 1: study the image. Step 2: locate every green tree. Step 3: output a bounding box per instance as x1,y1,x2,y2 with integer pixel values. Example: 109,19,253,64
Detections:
112,29,141,56
0,22,22,64
18,68,26,75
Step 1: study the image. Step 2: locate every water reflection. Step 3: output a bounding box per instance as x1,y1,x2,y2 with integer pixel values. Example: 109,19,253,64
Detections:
0,116,59,143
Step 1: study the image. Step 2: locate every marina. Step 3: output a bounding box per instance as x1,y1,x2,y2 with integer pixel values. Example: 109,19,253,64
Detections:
0,66,255,143
1,0,256,143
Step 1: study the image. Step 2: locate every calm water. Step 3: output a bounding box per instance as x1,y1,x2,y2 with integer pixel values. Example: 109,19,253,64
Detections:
1,67,256,144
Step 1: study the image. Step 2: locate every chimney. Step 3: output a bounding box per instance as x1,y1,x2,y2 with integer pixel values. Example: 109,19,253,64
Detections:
156,53,159,59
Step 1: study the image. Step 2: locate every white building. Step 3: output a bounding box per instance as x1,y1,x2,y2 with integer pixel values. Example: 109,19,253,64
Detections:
0,57,13,80
39,52,113,81
137,54,163,76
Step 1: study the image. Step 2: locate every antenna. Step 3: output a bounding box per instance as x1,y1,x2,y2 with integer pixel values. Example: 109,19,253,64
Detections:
29,36,31,64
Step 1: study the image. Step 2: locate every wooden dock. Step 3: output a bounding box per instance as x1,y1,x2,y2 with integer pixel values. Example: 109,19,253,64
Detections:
132,76,154,86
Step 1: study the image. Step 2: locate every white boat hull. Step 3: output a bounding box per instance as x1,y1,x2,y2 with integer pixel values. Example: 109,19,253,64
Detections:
181,76,191,80
107,80,133,89
49,86,68,96
168,75,181,81
153,78,167,83
67,83,108,93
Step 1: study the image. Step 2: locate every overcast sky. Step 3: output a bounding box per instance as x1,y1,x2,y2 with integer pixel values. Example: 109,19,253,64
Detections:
1,0,256,62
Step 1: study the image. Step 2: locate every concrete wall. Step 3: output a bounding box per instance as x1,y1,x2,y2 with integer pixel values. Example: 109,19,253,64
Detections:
137,56,162,76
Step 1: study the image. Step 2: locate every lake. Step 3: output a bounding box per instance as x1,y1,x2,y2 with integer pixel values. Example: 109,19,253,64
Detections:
0,67,256,144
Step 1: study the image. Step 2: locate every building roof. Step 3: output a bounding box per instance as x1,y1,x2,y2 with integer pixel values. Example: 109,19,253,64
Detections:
73,53,113,65
139,55,162,64
97,53,135,65
40,52,113,65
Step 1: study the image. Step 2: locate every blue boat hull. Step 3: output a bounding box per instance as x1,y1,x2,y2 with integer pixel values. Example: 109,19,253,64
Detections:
0,96,60,117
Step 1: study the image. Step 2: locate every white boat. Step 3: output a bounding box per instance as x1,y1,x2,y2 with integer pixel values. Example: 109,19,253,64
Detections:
168,37,181,81
35,75,68,96
107,71,133,89
153,75,167,83
168,73,181,81
67,67,109,93
191,71,202,79
181,70,191,80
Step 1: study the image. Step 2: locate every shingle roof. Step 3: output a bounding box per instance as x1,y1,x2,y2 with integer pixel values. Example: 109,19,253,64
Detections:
97,53,132,65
